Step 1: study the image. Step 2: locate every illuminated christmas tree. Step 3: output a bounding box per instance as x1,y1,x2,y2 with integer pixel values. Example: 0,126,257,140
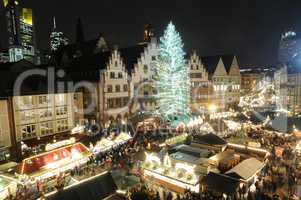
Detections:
154,22,190,122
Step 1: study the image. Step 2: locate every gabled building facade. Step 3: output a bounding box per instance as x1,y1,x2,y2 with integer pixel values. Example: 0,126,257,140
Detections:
99,49,131,126
188,53,241,111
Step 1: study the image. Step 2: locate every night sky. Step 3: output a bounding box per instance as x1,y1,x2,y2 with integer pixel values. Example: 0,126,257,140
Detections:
0,0,301,66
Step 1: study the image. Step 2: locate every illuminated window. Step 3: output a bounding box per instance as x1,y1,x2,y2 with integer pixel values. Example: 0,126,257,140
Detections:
55,94,66,105
18,96,33,110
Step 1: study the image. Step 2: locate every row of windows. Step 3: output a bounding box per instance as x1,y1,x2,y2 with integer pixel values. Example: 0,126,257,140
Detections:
19,106,68,124
190,73,203,79
107,84,128,93
16,94,67,110
20,119,69,139
213,84,240,92
213,77,240,83
190,65,202,70
110,72,123,79
107,97,129,109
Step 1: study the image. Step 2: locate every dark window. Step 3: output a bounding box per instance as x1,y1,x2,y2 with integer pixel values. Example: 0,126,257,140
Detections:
118,72,123,78
151,56,156,61
144,65,148,73
116,98,122,107
110,72,115,79
123,84,128,92
107,85,113,93
115,85,120,92
108,99,114,109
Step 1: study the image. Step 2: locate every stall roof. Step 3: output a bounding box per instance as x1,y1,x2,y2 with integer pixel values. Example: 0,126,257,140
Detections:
46,172,117,200
170,152,201,165
172,144,210,158
202,172,239,195
226,158,264,180
193,133,227,146
16,143,91,176
209,150,237,163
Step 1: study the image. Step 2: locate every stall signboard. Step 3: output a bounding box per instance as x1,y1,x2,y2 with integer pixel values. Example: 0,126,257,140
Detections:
45,138,76,151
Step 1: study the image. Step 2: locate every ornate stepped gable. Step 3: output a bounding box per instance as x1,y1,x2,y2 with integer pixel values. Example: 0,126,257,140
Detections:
132,38,158,83
188,52,209,85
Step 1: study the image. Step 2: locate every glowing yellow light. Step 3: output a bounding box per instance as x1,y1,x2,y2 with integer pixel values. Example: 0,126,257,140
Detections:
208,104,217,112
3,0,8,7
21,8,33,25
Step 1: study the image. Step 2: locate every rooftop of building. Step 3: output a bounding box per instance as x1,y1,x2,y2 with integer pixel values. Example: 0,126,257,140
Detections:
192,133,228,146
200,54,236,75
225,157,264,180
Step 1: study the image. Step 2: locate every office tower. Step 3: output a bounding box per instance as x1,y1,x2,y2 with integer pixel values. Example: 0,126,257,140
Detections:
50,17,69,51
3,0,37,62
278,30,298,64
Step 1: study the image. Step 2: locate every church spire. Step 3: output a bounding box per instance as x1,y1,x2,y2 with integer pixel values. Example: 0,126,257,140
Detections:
76,17,85,43
53,16,56,31
143,23,154,43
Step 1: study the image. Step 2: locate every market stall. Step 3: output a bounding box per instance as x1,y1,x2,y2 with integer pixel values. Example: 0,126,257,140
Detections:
16,142,91,187
143,153,200,193
93,138,116,153
114,132,132,145
92,132,133,154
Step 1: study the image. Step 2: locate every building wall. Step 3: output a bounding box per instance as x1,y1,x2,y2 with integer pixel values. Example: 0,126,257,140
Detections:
241,73,261,92
211,57,241,109
12,93,80,141
0,100,12,148
131,38,159,113
274,65,301,115
188,52,210,112
99,49,131,125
